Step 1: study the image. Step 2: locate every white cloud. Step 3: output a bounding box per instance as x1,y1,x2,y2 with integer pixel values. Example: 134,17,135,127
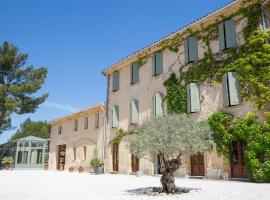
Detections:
42,101,79,113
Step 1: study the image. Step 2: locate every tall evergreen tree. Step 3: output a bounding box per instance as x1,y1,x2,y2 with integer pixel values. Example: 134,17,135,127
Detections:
0,41,48,134
10,118,51,141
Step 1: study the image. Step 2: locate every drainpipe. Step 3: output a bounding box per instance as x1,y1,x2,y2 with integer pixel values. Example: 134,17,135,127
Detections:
102,75,110,173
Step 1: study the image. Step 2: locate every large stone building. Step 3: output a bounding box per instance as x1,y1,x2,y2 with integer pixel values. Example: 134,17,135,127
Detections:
101,0,270,179
48,104,105,171
49,0,270,179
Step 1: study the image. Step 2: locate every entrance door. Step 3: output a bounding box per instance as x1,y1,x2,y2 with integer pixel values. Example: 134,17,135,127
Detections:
191,154,205,176
154,154,162,174
112,143,119,172
58,145,66,170
231,140,247,178
131,154,139,173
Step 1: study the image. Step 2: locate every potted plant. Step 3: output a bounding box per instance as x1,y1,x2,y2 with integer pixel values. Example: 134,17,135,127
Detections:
89,158,104,174
69,166,74,172
1,156,14,170
78,166,84,173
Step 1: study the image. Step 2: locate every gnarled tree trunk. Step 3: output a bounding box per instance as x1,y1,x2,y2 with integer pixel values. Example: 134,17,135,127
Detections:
160,154,182,194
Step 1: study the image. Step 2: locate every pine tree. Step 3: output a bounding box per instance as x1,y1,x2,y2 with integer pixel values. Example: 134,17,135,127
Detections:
0,41,48,134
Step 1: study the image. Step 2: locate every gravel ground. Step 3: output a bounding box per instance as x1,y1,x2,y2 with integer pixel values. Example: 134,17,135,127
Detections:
0,170,269,200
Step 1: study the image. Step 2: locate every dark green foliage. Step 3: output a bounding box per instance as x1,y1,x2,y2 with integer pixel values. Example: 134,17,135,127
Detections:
163,73,187,114
0,41,48,133
10,118,51,141
208,112,270,182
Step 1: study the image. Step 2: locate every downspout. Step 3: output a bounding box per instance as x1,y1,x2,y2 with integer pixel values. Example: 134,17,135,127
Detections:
102,75,110,173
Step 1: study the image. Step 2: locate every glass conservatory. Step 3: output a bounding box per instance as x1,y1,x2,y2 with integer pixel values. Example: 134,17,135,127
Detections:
0,136,50,169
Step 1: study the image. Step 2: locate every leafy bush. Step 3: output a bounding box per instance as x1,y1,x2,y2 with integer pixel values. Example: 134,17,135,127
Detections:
1,156,14,165
89,158,103,168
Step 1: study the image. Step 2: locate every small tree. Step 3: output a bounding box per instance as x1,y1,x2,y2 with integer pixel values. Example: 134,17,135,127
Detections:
129,114,213,194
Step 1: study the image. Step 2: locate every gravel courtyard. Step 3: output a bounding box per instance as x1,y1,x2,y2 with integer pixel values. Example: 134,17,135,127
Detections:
0,170,269,200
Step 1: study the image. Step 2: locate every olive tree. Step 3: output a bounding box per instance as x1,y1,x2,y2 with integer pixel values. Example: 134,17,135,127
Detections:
129,114,213,194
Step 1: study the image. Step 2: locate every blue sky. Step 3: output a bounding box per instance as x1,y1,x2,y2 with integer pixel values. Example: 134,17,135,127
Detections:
0,0,232,144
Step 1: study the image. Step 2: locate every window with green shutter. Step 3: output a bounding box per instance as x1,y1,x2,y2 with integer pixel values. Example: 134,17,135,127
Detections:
154,92,164,117
131,62,139,85
112,105,119,128
222,72,240,107
187,83,201,113
184,36,198,64
153,52,163,76
130,99,139,124
112,71,120,92
219,20,237,51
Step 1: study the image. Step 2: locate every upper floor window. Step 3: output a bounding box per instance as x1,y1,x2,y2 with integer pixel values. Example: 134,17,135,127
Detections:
130,99,139,124
112,71,120,92
84,117,88,129
222,72,241,107
219,20,237,51
95,112,99,129
187,83,201,113
153,52,163,76
58,125,62,135
112,105,119,128
131,62,139,85
154,92,164,117
74,120,78,132
184,36,198,64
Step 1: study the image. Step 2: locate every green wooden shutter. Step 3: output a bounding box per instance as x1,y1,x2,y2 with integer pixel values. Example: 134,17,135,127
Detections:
155,93,163,117
219,22,225,51
112,105,119,128
186,84,191,113
131,62,139,84
188,36,198,62
189,83,200,112
225,20,237,48
222,73,230,107
184,39,189,64
228,72,240,106
131,99,139,123
112,71,119,91
155,52,163,75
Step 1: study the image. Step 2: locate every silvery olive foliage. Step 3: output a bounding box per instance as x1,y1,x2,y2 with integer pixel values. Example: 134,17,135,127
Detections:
129,114,214,159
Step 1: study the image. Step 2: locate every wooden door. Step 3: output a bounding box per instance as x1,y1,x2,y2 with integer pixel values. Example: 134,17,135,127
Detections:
131,154,139,172
231,140,247,178
191,154,205,176
58,145,66,170
112,143,119,172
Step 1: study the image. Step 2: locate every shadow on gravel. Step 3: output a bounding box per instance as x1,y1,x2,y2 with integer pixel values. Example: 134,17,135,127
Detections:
126,187,200,196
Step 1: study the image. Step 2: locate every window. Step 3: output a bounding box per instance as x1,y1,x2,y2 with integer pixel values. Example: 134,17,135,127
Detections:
58,126,62,135
153,52,163,76
130,99,139,124
73,148,76,161
112,105,119,128
219,20,237,51
84,117,88,129
184,36,198,64
131,62,139,85
112,71,120,92
83,146,87,161
74,120,78,131
154,92,164,117
187,83,201,113
95,113,99,129
222,72,241,107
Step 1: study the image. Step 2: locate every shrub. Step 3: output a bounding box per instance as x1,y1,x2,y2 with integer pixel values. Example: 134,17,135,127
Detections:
89,158,103,168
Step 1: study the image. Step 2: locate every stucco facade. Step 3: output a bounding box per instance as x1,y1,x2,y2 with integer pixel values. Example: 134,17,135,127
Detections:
48,104,105,171
102,0,270,179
